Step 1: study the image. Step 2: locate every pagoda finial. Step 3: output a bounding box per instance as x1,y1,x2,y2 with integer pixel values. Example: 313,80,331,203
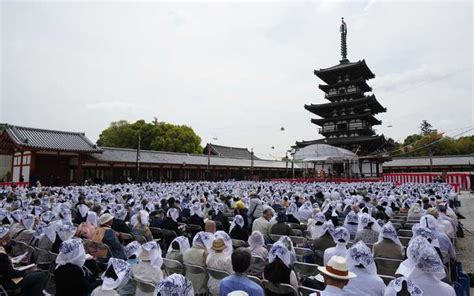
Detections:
340,17,349,63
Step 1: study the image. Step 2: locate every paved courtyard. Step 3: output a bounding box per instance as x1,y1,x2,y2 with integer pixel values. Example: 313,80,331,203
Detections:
455,191,474,291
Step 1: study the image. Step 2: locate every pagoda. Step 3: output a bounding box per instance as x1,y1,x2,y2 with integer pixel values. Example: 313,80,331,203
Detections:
296,18,388,156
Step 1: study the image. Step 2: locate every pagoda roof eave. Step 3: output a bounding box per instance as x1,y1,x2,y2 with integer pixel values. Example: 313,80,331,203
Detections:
305,95,387,115
310,112,383,126
314,60,375,84
318,78,372,93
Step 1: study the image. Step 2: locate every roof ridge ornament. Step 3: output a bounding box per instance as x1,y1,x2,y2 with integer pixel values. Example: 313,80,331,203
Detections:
340,17,349,64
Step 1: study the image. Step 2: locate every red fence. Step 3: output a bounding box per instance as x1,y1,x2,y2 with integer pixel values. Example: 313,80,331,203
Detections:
382,173,471,191
271,178,382,183
0,182,29,188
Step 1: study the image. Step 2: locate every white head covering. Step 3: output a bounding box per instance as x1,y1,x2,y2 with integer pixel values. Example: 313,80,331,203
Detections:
56,222,77,241
167,208,179,222
347,241,377,274
139,210,150,226
124,241,142,259
315,220,335,239
213,231,233,256
41,211,56,223
385,277,423,296
277,236,296,264
22,213,35,230
268,242,291,267
344,211,359,225
192,231,213,250
412,223,440,248
86,212,98,227
377,222,402,247
286,203,300,221
56,238,86,269
419,215,440,232
78,204,89,218
248,231,265,250
155,273,194,296
357,213,381,232
298,201,313,222
331,226,350,245
43,222,57,243
101,258,131,290
113,206,128,221
190,203,204,218
141,241,163,269
397,236,445,280
313,212,326,223
167,236,190,255
0,226,9,239
229,215,244,233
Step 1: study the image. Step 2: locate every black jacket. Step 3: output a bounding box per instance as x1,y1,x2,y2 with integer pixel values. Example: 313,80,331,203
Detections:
55,263,101,296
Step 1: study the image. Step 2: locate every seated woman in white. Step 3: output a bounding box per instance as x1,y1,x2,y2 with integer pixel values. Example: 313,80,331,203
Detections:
343,241,386,296
323,227,350,265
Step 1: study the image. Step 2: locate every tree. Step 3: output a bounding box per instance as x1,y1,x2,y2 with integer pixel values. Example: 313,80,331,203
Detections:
419,120,433,136
97,120,203,154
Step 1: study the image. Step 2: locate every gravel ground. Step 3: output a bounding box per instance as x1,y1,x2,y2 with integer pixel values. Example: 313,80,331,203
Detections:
454,191,474,292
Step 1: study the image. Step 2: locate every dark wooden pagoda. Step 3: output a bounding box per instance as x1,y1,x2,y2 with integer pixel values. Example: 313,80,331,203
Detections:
296,18,388,156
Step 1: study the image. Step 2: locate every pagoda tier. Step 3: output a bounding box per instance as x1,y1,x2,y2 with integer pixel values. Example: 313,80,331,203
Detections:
318,77,372,94
310,112,382,126
304,95,386,117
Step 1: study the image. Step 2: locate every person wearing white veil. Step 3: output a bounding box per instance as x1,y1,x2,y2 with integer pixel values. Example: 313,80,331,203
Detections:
76,211,97,239
247,231,268,277
36,221,58,269
264,242,298,295
397,236,455,295
343,241,386,296
91,258,131,296
132,210,153,242
312,220,336,266
155,273,194,296
373,222,404,261
184,231,213,295
133,241,163,296
286,202,300,223
188,202,206,230
298,201,313,223
354,213,381,245
165,236,190,274
119,241,142,296
308,212,327,239
55,238,101,295
206,234,234,296
229,214,249,242
407,203,424,221
324,227,350,265
384,277,423,296
75,204,89,224
343,211,359,239
419,215,455,260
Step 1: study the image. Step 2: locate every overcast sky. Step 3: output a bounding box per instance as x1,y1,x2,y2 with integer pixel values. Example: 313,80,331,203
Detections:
1,0,472,159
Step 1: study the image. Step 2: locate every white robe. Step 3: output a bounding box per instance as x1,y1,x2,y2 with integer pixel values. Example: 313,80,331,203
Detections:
343,268,385,296
408,271,455,296
206,251,233,296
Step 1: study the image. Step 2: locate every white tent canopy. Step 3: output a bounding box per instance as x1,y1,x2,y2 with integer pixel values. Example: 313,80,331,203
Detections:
293,144,357,163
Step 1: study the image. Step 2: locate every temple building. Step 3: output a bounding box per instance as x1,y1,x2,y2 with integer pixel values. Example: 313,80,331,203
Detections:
296,18,389,177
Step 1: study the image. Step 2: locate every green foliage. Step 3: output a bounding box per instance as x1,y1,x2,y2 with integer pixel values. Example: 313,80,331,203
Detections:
393,133,474,156
97,120,203,154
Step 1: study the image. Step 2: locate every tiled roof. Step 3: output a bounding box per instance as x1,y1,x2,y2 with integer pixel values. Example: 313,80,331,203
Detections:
383,155,474,167
93,147,294,169
204,144,260,160
3,124,102,153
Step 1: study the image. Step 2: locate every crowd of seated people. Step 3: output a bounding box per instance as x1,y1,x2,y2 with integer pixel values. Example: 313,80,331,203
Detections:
0,180,463,295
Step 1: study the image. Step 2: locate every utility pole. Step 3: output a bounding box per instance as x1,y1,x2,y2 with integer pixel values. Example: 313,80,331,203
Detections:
207,143,211,181
285,150,289,177
136,133,141,182
250,148,254,180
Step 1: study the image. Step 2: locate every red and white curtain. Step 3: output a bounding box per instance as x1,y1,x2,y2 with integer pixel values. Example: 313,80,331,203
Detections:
382,172,471,191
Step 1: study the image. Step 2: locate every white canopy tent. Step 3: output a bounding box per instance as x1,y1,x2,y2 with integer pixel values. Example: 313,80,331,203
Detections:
293,144,357,162
293,144,359,178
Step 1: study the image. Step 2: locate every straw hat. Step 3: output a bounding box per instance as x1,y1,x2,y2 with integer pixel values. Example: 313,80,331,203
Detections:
317,256,356,280
211,238,226,252
227,292,248,296
99,213,114,226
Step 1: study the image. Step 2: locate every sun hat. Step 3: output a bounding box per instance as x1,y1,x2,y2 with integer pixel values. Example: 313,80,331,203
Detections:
317,255,357,280
99,213,114,225
211,238,226,252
